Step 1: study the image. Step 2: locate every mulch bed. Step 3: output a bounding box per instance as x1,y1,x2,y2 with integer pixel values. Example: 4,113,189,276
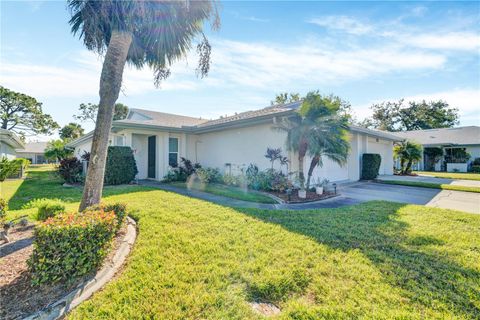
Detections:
0,222,127,320
268,190,337,203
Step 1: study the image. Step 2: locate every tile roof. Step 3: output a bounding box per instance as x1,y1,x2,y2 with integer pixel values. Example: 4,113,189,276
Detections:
391,126,480,145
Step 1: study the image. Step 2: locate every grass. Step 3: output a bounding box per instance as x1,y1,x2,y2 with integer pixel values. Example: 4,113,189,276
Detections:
168,181,277,204
2,167,480,319
378,179,480,193
415,170,480,181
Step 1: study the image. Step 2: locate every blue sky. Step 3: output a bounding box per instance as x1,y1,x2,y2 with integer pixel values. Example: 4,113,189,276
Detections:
1,1,479,140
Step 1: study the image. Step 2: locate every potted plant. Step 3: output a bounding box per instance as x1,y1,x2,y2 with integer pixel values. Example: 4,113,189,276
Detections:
293,175,307,198
315,178,329,195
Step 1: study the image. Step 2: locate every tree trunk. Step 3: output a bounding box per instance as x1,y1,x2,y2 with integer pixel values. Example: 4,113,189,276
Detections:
400,158,406,174
405,159,413,174
79,30,132,211
306,155,320,190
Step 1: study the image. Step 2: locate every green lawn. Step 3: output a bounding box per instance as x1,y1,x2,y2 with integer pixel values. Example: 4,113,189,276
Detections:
415,170,480,181
2,167,479,319
168,181,278,204
379,179,480,193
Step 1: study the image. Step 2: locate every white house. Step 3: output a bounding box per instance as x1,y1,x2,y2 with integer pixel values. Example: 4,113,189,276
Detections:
16,142,51,164
68,101,399,182
392,126,480,172
0,129,24,159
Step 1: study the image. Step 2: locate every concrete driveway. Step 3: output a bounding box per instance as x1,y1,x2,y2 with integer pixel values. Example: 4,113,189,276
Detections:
341,182,480,214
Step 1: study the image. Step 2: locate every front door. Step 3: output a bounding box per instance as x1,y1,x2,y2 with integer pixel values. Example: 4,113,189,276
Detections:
148,136,156,179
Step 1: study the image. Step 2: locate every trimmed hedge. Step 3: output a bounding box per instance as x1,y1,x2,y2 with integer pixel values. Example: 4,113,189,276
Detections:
36,199,66,221
28,209,117,285
105,146,138,185
362,153,382,180
0,197,7,222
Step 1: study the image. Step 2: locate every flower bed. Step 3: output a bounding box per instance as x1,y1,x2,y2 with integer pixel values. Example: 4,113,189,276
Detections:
267,190,337,203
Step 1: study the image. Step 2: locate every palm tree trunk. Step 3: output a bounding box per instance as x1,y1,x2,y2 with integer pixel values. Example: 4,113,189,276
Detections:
298,154,305,189
400,158,406,175
79,30,132,211
306,155,319,189
405,159,413,174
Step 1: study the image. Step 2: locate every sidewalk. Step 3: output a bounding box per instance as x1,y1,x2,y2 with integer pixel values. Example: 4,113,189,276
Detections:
139,180,361,210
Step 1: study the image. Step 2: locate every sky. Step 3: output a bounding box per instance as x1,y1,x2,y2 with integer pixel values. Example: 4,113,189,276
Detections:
1,0,479,141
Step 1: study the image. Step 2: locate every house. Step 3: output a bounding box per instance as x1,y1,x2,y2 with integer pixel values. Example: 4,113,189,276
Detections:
16,142,51,164
68,102,400,183
0,129,24,159
392,126,480,172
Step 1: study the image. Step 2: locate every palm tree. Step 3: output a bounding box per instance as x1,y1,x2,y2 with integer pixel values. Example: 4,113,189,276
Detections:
68,0,219,210
44,140,73,162
305,117,350,189
394,140,423,174
277,92,350,190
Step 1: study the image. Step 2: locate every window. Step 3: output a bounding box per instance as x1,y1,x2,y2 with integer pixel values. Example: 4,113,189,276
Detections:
169,137,179,167
114,135,125,146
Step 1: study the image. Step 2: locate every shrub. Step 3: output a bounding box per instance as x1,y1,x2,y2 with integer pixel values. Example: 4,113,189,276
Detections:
36,199,66,221
28,209,116,285
471,165,480,173
196,167,221,184
86,202,127,232
362,153,381,180
104,146,138,185
222,174,244,187
246,167,288,192
472,158,480,166
59,157,83,184
0,157,17,181
0,198,7,223
162,157,201,182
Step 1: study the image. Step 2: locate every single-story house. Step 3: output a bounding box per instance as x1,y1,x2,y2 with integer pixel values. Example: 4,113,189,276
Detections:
392,126,480,172
0,129,24,160
16,142,51,164
68,101,400,183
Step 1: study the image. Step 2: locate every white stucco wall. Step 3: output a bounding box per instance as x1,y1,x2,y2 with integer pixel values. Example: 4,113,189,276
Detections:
0,142,17,160
72,123,396,182
366,137,394,175
194,123,287,174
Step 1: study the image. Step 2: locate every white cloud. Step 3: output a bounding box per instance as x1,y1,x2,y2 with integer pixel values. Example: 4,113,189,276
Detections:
402,32,480,51
1,38,448,99
308,16,373,35
207,39,445,89
309,14,480,52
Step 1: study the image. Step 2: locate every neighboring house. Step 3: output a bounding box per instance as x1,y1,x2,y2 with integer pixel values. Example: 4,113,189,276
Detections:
16,142,50,164
392,126,480,172
68,102,400,183
0,129,24,159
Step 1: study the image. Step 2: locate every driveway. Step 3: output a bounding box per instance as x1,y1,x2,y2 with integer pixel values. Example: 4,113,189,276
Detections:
140,180,480,214
341,182,480,214
377,174,480,188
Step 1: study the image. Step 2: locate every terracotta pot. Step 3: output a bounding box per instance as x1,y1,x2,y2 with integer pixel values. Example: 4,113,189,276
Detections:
298,189,307,198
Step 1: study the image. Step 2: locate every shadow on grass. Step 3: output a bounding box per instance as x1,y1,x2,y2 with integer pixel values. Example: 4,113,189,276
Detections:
6,167,157,210
238,201,480,318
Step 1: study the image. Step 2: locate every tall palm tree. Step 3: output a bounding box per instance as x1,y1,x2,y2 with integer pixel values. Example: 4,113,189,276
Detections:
277,92,350,190
68,0,219,210
394,140,423,174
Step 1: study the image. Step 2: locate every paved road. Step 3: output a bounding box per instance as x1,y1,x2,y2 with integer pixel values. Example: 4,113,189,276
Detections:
140,180,480,214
